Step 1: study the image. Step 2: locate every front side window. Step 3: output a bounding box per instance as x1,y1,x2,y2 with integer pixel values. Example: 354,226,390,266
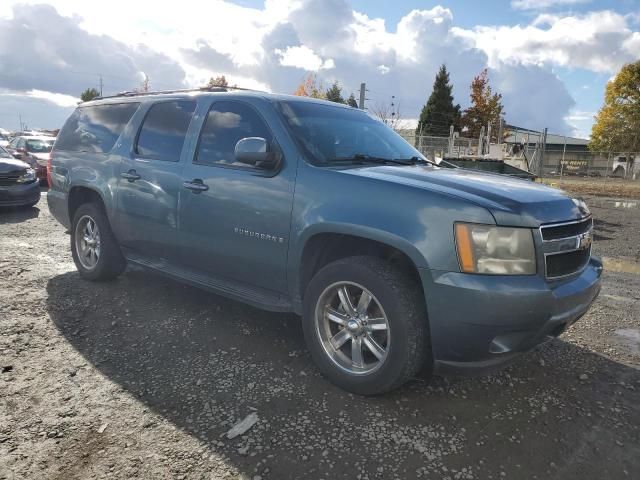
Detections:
55,103,140,153
276,101,423,166
195,101,272,168
135,100,197,161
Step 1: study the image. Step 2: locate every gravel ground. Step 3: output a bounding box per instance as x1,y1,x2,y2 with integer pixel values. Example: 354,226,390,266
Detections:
1,192,639,480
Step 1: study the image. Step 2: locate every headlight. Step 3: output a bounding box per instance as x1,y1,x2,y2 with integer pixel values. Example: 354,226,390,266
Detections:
454,223,536,275
16,168,36,183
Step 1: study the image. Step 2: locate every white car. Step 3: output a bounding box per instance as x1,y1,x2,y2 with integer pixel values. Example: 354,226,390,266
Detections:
0,131,10,148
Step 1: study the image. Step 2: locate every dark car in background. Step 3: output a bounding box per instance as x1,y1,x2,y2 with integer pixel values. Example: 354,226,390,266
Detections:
0,145,40,208
6,136,55,186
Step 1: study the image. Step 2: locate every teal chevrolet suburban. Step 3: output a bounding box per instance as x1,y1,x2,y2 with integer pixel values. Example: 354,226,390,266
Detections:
48,87,602,394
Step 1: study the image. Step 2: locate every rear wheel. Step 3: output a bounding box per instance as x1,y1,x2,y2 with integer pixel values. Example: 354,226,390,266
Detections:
71,203,126,281
302,256,430,395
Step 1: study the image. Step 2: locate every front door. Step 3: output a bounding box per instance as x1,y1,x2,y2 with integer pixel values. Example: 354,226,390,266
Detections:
114,99,197,262
178,99,295,294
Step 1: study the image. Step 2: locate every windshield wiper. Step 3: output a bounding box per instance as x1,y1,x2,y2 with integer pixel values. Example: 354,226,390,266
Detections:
331,154,417,166
394,156,458,168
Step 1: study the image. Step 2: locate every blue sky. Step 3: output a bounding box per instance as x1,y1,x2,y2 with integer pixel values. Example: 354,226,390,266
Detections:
0,0,638,138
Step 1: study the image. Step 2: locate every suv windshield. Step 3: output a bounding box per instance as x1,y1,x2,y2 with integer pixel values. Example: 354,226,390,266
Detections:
276,100,426,166
26,138,54,153
0,146,12,159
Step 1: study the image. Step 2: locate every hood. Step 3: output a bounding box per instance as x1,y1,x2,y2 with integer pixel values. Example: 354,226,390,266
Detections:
342,165,588,227
0,157,30,175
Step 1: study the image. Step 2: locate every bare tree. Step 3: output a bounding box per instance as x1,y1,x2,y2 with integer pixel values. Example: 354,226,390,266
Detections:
370,101,404,132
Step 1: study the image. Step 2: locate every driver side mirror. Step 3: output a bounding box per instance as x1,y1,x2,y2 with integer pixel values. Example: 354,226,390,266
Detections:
235,137,279,170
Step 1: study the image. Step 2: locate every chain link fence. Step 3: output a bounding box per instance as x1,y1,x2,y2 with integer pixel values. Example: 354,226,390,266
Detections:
398,130,640,181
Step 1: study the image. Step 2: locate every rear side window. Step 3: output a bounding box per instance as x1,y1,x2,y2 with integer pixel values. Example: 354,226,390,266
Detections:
55,103,139,153
195,101,272,168
26,139,54,153
135,100,196,161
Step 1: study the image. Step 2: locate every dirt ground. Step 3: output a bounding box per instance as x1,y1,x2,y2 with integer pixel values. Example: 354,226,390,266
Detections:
541,177,640,199
1,191,639,480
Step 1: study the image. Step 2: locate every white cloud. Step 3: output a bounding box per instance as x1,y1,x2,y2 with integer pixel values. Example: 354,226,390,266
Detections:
275,46,334,71
0,90,78,108
511,0,589,11
462,10,639,73
24,90,79,107
1,1,637,134
565,111,595,122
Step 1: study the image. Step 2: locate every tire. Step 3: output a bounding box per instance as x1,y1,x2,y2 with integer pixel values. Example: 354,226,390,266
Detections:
302,256,431,395
71,202,126,281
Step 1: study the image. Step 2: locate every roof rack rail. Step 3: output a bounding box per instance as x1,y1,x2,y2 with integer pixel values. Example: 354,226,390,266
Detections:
92,85,259,101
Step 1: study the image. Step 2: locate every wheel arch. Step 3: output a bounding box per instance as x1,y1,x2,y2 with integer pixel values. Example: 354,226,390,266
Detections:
293,224,428,312
68,185,108,223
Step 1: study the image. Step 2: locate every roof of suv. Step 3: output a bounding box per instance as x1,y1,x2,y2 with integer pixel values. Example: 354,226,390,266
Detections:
81,88,356,111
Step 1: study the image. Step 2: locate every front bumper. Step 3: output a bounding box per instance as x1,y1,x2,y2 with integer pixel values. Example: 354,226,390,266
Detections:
0,180,41,207
420,256,603,375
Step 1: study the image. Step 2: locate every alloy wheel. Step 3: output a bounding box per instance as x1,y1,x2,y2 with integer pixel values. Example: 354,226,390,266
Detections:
315,281,390,375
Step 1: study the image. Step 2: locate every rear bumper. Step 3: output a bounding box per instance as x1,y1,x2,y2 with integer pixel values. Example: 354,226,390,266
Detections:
420,256,603,375
0,181,41,207
47,189,70,229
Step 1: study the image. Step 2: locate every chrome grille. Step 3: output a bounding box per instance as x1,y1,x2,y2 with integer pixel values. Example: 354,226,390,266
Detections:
540,217,593,279
541,217,592,241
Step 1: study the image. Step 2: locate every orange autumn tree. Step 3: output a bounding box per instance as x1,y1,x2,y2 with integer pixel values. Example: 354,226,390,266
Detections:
590,61,640,154
293,73,325,99
460,69,504,141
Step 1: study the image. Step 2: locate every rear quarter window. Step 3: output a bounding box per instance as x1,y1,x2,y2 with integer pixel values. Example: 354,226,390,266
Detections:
55,103,140,153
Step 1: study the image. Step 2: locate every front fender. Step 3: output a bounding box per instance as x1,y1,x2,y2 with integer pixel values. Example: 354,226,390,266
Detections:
287,163,496,306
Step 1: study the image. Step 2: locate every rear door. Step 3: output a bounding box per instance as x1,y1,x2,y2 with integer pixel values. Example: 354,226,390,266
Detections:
114,99,197,262
177,98,296,294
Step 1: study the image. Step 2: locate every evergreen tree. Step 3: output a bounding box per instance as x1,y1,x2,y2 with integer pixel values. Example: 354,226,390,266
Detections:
347,93,358,108
80,88,100,102
415,65,461,137
325,82,345,104
208,75,229,88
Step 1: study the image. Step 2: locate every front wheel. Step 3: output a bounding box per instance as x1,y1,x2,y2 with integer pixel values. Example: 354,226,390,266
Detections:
71,203,126,281
302,256,431,395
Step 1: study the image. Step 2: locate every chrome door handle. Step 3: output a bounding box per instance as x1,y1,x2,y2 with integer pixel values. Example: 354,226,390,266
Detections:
183,179,209,192
121,170,141,182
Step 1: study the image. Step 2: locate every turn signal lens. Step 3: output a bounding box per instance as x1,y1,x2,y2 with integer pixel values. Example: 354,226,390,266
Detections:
455,224,475,273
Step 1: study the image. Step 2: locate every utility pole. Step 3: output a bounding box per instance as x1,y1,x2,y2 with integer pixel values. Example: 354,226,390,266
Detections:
18,114,23,131
99,74,104,96
358,83,366,110
560,135,567,176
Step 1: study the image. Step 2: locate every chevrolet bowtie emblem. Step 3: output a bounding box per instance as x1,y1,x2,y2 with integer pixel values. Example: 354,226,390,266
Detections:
576,231,592,250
